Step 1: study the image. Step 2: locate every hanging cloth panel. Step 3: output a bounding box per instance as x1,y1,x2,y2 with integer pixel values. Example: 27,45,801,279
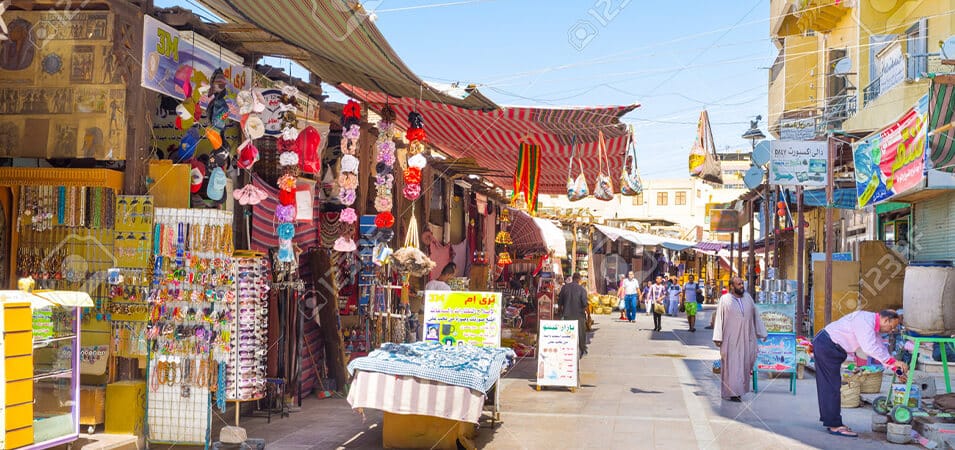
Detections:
511,142,542,213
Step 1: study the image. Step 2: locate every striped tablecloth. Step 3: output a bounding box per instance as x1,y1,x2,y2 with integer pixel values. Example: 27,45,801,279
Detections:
347,370,486,423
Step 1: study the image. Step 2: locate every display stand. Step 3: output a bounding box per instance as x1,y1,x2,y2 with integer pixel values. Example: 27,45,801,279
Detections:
753,279,797,395
535,320,580,393
899,334,955,405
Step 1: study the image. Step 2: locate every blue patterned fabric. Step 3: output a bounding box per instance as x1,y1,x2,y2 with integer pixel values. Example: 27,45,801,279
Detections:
347,341,515,393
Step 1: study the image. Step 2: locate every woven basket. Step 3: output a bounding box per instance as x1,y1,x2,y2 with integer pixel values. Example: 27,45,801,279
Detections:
859,371,885,394
841,382,861,408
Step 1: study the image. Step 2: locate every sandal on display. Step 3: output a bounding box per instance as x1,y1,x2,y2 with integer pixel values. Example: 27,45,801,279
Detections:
827,427,858,438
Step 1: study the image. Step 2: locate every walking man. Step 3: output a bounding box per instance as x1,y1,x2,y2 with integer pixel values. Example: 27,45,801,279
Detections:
813,310,907,437
713,277,768,401
683,275,701,332
647,275,667,332
666,276,682,316
622,271,640,323
558,273,590,357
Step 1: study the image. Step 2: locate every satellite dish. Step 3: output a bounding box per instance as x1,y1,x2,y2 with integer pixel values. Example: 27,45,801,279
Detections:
743,165,765,190
833,57,852,75
752,140,771,167
942,36,955,60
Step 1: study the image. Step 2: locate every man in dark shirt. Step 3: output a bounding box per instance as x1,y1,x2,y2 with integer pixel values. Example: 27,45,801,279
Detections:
558,272,590,356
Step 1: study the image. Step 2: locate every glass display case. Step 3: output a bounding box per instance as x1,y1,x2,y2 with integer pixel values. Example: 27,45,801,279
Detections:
31,302,80,448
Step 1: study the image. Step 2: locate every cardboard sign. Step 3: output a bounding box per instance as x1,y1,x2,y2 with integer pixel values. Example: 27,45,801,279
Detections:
709,209,739,233
536,320,579,388
422,291,502,348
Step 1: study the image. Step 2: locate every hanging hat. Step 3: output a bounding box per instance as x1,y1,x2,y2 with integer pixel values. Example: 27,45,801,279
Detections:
341,154,359,173
237,140,259,169
207,167,227,201
277,239,295,262
333,236,357,252
210,147,231,169
190,159,206,194
407,153,427,169
174,65,194,98
206,128,223,150
277,223,295,240
237,91,254,115
177,126,201,162
232,184,268,205
175,103,193,130
244,116,265,140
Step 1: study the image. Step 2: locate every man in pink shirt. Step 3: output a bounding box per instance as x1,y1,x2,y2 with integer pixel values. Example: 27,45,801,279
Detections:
813,309,908,437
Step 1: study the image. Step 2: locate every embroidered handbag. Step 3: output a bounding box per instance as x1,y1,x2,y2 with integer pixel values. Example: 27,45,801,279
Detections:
566,136,589,201
688,110,724,184
593,131,615,201
620,130,643,196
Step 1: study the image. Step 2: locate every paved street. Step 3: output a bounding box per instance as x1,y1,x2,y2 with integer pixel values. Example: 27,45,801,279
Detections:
239,306,900,449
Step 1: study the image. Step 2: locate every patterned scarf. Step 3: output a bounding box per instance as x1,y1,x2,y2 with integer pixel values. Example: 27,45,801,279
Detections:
511,142,541,214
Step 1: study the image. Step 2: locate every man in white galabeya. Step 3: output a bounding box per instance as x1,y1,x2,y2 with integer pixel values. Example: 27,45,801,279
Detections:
713,277,767,402
621,271,640,323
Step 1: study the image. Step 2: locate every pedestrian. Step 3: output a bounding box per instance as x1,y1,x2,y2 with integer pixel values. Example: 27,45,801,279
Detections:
683,275,701,332
666,276,682,316
647,275,667,332
557,272,590,357
425,263,455,291
642,281,652,316
713,277,768,402
617,274,626,321
621,271,640,323
812,310,907,437
706,279,717,304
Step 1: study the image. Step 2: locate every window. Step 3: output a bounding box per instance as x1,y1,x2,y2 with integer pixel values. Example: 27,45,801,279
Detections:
657,192,668,206
906,19,928,80
631,192,643,205
675,191,687,205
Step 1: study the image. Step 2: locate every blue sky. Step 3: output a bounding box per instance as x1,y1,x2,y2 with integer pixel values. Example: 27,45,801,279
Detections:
161,0,776,180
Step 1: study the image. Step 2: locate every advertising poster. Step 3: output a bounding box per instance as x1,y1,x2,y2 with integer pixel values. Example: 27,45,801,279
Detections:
536,320,579,388
141,15,251,120
756,333,797,373
854,95,929,208
756,303,796,334
423,291,502,348
769,140,827,186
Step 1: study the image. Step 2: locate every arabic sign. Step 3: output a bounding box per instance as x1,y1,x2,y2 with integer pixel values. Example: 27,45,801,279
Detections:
878,41,906,96
779,117,817,140
423,291,502,348
536,320,579,388
141,15,251,120
854,95,928,208
756,333,797,373
769,141,827,186
757,303,796,334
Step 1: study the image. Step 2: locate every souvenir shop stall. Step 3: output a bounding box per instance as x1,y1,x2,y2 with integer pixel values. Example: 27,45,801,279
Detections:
0,289,94,450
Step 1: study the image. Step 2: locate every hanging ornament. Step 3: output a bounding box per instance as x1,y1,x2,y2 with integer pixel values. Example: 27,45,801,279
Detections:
495,230,513,245
335,101,364,252
497,251,513,267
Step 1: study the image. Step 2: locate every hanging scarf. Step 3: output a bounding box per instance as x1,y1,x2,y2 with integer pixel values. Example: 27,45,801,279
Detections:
511,142,541,214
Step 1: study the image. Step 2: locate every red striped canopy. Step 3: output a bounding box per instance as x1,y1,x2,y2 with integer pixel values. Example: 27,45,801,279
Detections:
347,85,638,194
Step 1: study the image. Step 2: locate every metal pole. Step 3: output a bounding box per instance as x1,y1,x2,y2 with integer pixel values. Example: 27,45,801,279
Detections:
748,200,756,296
825,137,835,325
764,184,770,275
729,232,734,276
737,225,744,279
796,185,806,335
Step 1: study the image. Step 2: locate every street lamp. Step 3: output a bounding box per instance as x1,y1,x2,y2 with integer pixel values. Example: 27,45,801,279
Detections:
741,116,766,295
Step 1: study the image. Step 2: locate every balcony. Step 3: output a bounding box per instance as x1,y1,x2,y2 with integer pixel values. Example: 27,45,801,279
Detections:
864,53,938,107
795,0,851,34
822,93,857,130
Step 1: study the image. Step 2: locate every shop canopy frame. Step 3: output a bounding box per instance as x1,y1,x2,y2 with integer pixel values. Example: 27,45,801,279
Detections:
509,208,568,259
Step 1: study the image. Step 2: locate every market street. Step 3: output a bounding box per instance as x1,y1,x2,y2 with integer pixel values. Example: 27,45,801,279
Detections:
231,307,897,450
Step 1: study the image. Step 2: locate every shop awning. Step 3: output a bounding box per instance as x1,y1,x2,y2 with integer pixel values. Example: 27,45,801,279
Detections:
785,188,858,209
509,209,568,259
349,86,637,194
661,239,696,251
695,241,725,252
928,75,955,173
593,224,666,247
0,290,94,309
193,0,498,111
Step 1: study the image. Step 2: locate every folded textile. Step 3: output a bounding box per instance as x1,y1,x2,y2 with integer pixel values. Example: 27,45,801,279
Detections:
347,341,515,393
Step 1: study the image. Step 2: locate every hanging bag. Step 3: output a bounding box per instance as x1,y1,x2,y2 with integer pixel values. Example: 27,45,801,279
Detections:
593,131,615,201
566,135,589,201
620,128,643,196
688,110,724,184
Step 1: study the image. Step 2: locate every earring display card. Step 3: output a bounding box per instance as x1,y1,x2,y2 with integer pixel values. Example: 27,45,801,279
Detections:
227,254,270,401
115,195,154,233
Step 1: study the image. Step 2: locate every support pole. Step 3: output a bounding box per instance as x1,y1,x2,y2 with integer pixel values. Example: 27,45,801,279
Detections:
729,233,735,276
737,226,744,279
764,184,771,275
825,137,836,325
748,199,756,296
796,185,806,335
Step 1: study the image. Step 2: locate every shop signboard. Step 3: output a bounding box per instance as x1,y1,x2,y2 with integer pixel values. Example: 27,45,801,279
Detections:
756,332,797,373
769,140,827,187
877,41,905,96
756,303,796,334
141,15,251,120
854,95,928,208
709,209,739,233
779,116,817,140
536,320,579,388
422,291,502,348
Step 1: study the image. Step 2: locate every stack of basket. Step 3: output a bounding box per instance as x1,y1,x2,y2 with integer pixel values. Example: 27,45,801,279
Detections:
841,380,861,408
